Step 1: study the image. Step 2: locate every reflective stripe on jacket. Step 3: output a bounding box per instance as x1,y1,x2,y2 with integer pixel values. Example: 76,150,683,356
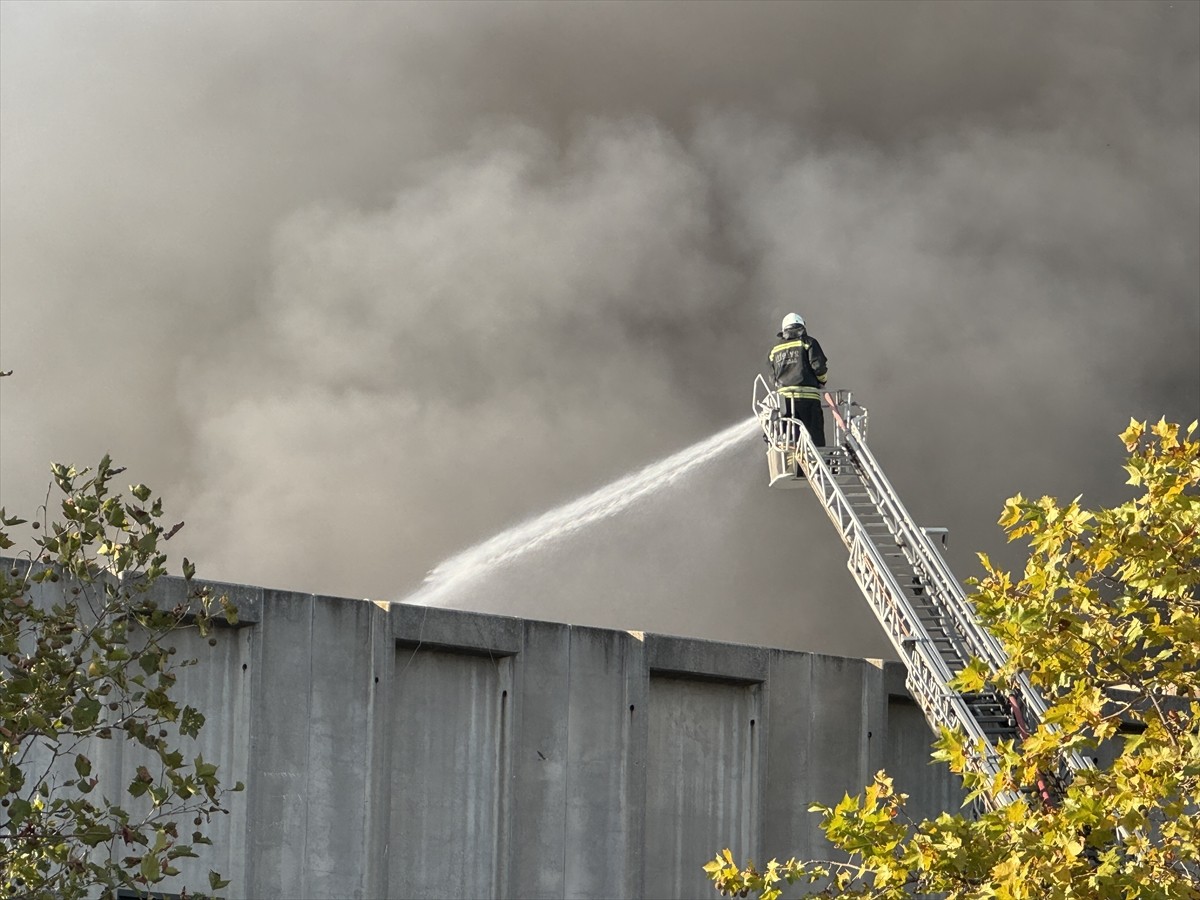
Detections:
778,384,823,400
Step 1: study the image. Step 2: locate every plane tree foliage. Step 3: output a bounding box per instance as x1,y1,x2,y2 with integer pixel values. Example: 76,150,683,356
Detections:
706,418,1200,899
1,456,242,898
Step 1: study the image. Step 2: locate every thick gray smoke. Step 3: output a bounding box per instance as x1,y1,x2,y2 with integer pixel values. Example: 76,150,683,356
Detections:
2,2,1197,659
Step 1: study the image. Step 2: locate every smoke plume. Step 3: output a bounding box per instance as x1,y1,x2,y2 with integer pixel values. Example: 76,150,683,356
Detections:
1,1,1196,659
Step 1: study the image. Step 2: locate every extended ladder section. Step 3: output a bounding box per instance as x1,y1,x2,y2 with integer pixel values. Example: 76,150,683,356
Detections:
753,377,1093,810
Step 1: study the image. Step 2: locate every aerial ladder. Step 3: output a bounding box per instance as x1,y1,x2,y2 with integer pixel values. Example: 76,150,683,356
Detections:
753,377,1094,811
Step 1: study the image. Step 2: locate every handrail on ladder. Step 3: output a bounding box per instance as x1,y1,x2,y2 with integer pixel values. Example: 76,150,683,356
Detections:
821,388,1096,791
754,377,1101,810
753,376,1016,805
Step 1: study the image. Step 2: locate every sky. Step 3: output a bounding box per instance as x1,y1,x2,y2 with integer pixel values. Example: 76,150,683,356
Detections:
1,1,1197,660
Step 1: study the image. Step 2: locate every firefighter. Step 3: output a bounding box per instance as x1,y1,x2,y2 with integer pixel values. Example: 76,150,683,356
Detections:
769,313,829,447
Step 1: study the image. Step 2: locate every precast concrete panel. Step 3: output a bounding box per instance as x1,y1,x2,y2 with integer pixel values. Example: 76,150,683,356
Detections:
389,647,512,900
801,655,875,804
145,623,253,893
293,596,388,898
762,649,819,858
562,627,643,900
883,698,965,821
644,676,761,900
508,620,570,899
244,590,318,898
761,657,891,873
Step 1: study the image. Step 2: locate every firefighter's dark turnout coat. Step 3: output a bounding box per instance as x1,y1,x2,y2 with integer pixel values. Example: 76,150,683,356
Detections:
769,331,828,399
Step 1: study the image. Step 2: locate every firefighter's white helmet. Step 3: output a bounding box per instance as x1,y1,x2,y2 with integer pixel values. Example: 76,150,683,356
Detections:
781,313,805,331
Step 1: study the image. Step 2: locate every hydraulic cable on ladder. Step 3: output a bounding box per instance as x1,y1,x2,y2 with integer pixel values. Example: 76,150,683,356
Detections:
752,376,1094,811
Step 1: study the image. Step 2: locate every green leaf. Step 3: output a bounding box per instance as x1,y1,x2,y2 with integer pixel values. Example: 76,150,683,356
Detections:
141,851,162,882
209,870,231,890
8,797,31,825
194,755,219,779
139,648,162,676
180,705,205,738
77,824,110,847
130,483,152,502
72,697,101,731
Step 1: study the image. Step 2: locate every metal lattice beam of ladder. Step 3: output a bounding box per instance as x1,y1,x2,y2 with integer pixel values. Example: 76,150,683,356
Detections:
751,376,1094,810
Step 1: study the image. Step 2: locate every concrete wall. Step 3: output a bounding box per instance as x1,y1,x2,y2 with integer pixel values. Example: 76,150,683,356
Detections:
11,571,963,899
